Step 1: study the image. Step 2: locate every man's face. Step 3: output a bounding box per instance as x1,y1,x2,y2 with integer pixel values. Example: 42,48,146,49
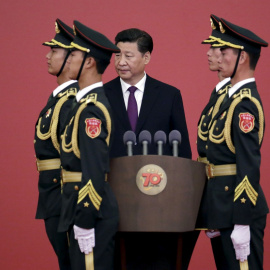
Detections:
218,48,238,78
207,47,222,71
46,47,67,76
67,50,84,80
114,42,150,85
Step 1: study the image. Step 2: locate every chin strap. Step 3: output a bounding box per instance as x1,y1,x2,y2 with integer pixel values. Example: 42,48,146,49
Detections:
230,49,242,79
56,50,71,77
76,52,88,81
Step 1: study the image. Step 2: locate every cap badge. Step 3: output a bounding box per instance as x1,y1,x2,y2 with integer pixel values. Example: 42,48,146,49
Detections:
219,22,226,34
55,22,60,34
210,18,216,30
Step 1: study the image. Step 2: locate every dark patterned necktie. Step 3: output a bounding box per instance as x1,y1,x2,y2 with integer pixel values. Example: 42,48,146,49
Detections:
127,86,138,131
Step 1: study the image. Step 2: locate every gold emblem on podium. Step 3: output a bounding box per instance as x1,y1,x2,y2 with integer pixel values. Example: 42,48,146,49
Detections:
136,164,167,195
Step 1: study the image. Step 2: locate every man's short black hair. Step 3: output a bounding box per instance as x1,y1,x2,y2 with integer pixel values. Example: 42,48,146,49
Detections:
94,57,110,74
247,51,260,70
115,28,153,54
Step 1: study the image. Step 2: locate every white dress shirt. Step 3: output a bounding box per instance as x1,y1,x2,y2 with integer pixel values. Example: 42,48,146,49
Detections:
120,73,147,116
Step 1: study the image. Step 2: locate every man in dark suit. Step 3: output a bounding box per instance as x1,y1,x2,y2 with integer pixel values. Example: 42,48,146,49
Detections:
34,19,78,270
104,28,191,158
104,28,191,269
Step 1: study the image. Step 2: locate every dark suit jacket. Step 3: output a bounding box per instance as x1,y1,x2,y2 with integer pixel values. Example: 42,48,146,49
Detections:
104,75,192,159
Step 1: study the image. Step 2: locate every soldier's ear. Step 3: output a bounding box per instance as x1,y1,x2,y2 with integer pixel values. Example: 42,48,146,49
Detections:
85,57,95,69
239,51,248,64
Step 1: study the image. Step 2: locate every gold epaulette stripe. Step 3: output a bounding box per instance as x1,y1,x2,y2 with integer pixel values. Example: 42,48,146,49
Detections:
51,89,77,153
206,86,231,144
224,89,264,154
209,120,225,144
36,88,77,152
211,93,227,120
234,176,258,206
61,117,74,153
51,95,69,153
78,180,102,210
71,94,111,159
198,115,208,141
36,116,53,140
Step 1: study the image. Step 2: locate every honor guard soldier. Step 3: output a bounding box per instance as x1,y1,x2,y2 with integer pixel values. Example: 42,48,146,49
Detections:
34,19,79,270
58,21,120,270
184,14,232,270
197,14,231,164
202,18,269,269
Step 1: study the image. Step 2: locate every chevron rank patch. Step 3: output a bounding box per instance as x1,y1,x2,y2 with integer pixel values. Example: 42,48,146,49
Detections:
85,118,101,138
239,113,255,133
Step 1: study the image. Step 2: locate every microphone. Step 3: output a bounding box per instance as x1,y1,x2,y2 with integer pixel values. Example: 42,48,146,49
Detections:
169,130,182,157
123,131,136,156
139,130,151,155
154,131,167,155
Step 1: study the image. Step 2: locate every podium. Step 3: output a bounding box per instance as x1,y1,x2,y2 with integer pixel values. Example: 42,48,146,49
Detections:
108,155,206,269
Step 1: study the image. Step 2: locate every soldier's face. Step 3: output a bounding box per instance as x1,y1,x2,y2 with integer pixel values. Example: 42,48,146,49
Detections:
46,48,67,76
218,48,238,78
207,47,222,71
114,42,150,85
67,50,84,80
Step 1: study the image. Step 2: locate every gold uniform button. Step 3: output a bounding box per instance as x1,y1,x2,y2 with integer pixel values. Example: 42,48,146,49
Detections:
205,145,208,150
216,127,219,131
74,185,79,191
53,178,58,183
225,186,229,191
203,123,206,127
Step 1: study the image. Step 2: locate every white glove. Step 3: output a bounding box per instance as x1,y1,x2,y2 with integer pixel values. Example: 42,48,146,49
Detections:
205,229,221,238
230,224,250,262
73,225,95,254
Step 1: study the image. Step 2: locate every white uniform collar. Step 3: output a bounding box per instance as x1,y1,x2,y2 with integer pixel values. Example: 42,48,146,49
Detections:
215,77,231,92
228,78,255,97
53,80,77,97
76,82,103,102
